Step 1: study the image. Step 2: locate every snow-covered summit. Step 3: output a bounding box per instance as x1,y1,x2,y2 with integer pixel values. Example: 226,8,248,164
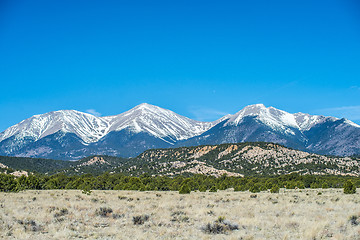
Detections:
0,110,111,143
0,104,214,145
222,104,357,133
107,103,213,143
225,104,299,134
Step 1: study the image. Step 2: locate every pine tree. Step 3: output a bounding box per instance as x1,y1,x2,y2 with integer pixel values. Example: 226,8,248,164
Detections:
179,183,191,194
344,180,356,194
270,185,280,193
249,183,261,193
209,185,217,192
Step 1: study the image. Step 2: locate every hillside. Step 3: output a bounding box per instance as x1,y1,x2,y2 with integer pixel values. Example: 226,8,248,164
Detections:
0,156,72,174
116,142,360,176
0,155,128,175
1,142,359,177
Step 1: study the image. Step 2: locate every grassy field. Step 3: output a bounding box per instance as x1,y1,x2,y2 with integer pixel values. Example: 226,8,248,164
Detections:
0,189,359,239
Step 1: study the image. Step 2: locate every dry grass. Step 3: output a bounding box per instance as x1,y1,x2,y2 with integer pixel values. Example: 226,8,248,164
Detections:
0,189,360,239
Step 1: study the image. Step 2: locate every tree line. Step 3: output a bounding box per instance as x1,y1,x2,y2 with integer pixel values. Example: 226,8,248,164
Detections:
0,172,358,194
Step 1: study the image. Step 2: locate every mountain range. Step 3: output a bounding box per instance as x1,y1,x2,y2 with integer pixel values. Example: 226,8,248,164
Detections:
0,103,359,160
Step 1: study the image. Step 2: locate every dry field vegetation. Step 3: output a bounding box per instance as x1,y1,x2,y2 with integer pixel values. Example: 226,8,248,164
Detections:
0,189,360,239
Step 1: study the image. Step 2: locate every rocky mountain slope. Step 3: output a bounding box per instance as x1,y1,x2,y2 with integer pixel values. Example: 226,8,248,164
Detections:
0,103,359,160
0,104,215,159
1,142,359,176
179,104,360,156
116,142,360,176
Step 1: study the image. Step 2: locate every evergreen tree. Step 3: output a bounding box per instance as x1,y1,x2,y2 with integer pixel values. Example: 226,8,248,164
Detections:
344,180,356,194
199,185,207,192
321,182,329,189
270,185,280,193
209,185,217,192
249,183,261,193
179,183,191,194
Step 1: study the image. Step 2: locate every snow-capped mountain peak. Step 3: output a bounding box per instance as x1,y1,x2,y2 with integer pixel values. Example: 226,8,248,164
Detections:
0,110,111,144
0,104,214,146
107,103,213,142
226,104,299,132
1,103,359,160
133,102,157,110
224,104,355,133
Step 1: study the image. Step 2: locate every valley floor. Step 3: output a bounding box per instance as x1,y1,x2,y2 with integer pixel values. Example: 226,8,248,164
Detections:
0,189,359,239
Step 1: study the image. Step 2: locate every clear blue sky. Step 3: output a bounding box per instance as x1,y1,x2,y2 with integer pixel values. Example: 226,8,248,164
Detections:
1,0,360,131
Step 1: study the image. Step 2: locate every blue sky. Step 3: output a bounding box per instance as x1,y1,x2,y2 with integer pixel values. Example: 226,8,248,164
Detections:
1,0,360,131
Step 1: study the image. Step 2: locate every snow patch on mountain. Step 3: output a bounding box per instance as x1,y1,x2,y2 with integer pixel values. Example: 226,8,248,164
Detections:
344,119,360,128
225,104,299,135
294,113,326,131
0,110,111,144
107,103,213,142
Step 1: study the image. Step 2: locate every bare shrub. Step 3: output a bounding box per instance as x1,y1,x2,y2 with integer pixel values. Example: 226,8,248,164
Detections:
95,207,113,217
250,194,257,198
112,213,125,219
201,217,239,234
17,219,43,232
133,215,149,225
349,215,360,226
171,211,189,222
54,208,69,218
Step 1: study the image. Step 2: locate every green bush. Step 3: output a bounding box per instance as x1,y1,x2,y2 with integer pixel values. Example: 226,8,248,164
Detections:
209,186,217,192
249,183,261,193
265,179,274,189
295,181,305,189
270,185,280,193
285,181,296,189
81,184,92,195
234,185,243,192
199,185,207,192
310,182,321,189
344,180,356,194
179,184,191,194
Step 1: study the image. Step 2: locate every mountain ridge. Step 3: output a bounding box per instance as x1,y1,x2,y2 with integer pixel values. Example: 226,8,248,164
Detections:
1,142,359,177
1,103,359,159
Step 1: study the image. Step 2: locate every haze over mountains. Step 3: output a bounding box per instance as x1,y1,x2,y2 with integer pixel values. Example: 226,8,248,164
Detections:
0,103,359,160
